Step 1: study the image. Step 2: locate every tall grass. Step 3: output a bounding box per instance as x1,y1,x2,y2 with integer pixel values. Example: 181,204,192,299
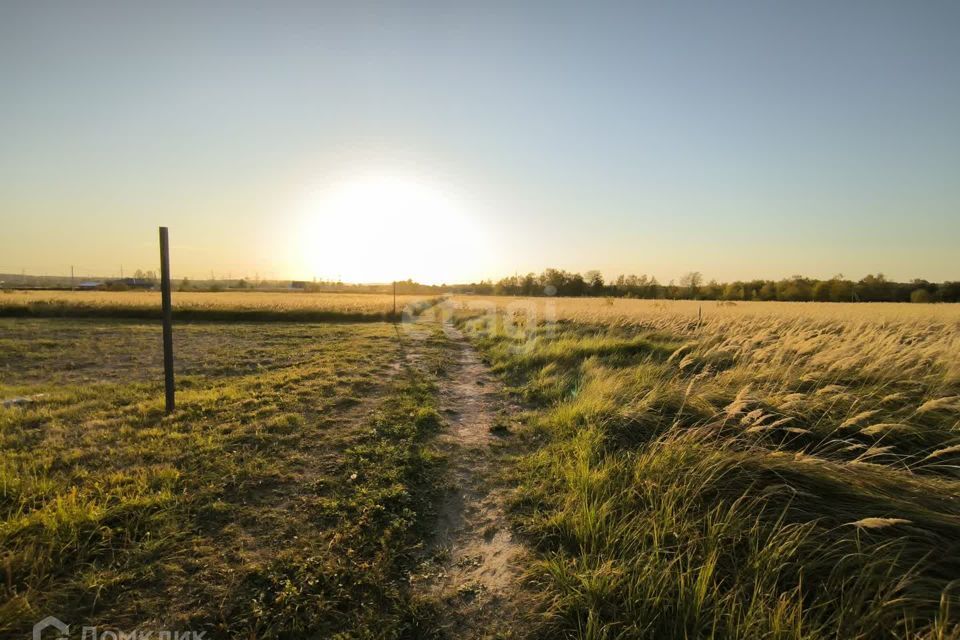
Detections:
456,301,960,638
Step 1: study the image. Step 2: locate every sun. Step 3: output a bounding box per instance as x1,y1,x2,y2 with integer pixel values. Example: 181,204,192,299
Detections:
296,175,489,284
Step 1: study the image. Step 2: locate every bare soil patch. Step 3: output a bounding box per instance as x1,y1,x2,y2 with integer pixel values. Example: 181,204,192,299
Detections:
411,320,531,638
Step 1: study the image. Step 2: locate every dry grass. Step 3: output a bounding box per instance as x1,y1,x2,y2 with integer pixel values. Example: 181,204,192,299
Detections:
451,295,960,391
451,296,960,638
0,290,436,322
454,294,960,322
1,290,428,314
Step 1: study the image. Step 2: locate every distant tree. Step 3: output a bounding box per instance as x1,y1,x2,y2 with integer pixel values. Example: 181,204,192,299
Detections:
812,280,832,301
474,279,494,295
585,270,605,295
647,276,661,298
910,289,932,303
939,281,960,303
722,282,745,301
450,268,957,303
521,273,537,296
777,276,813,302
679,271,703,299
567,273,587,296
130,268,157,283
858,274,894,302
701,279,722,300
542,268,567,296
829,278,855,302
758,282,777,301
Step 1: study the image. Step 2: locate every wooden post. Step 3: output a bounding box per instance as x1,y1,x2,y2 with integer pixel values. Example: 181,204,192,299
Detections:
393,280,397,318
159,227,175,413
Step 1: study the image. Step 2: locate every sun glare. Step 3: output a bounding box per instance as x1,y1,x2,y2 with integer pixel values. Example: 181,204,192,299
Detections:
296,176,489,283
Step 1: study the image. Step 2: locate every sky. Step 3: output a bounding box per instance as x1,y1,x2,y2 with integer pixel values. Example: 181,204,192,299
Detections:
1,0,958,284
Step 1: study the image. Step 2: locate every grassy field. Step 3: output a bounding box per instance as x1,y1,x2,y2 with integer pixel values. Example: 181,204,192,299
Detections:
0,317,451,637
0,290,433,322
450,296,960,638
450,295,960,324
3,297,959,638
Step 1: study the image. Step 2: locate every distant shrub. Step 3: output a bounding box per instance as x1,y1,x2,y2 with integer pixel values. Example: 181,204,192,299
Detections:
910,288,933,303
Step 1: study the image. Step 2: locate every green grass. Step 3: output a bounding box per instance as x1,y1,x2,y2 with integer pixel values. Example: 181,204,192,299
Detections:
456,313,960,639
0,318,450,638
6,304,959,638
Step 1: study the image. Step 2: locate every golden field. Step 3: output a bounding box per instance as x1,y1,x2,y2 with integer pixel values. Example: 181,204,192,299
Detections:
0,289,438,323
451,294,960,323
0,289,429,315
450,295,960,382
451,295,960,637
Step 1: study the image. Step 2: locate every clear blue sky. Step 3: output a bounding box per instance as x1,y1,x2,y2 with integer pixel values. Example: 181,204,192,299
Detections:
1,1,958,283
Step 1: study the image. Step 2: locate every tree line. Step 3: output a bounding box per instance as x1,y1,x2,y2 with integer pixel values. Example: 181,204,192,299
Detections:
450,270,960,303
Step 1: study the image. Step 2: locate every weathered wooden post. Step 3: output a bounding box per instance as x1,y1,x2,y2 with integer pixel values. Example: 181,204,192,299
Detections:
393,280,397,318
159,227,175,413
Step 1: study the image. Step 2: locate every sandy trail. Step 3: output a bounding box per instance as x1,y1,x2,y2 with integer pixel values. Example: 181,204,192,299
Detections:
410,319,529,638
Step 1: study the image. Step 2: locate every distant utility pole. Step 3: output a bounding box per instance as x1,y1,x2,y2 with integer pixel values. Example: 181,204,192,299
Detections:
159,227,175,414
393,280,397,318
70,265,74,290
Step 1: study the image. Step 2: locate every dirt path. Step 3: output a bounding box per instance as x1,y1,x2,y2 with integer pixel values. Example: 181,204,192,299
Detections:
409,318,530,638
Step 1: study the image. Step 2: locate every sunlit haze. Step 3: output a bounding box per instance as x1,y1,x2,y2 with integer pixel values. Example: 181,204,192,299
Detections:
295,175,494,283
2,2,959,283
